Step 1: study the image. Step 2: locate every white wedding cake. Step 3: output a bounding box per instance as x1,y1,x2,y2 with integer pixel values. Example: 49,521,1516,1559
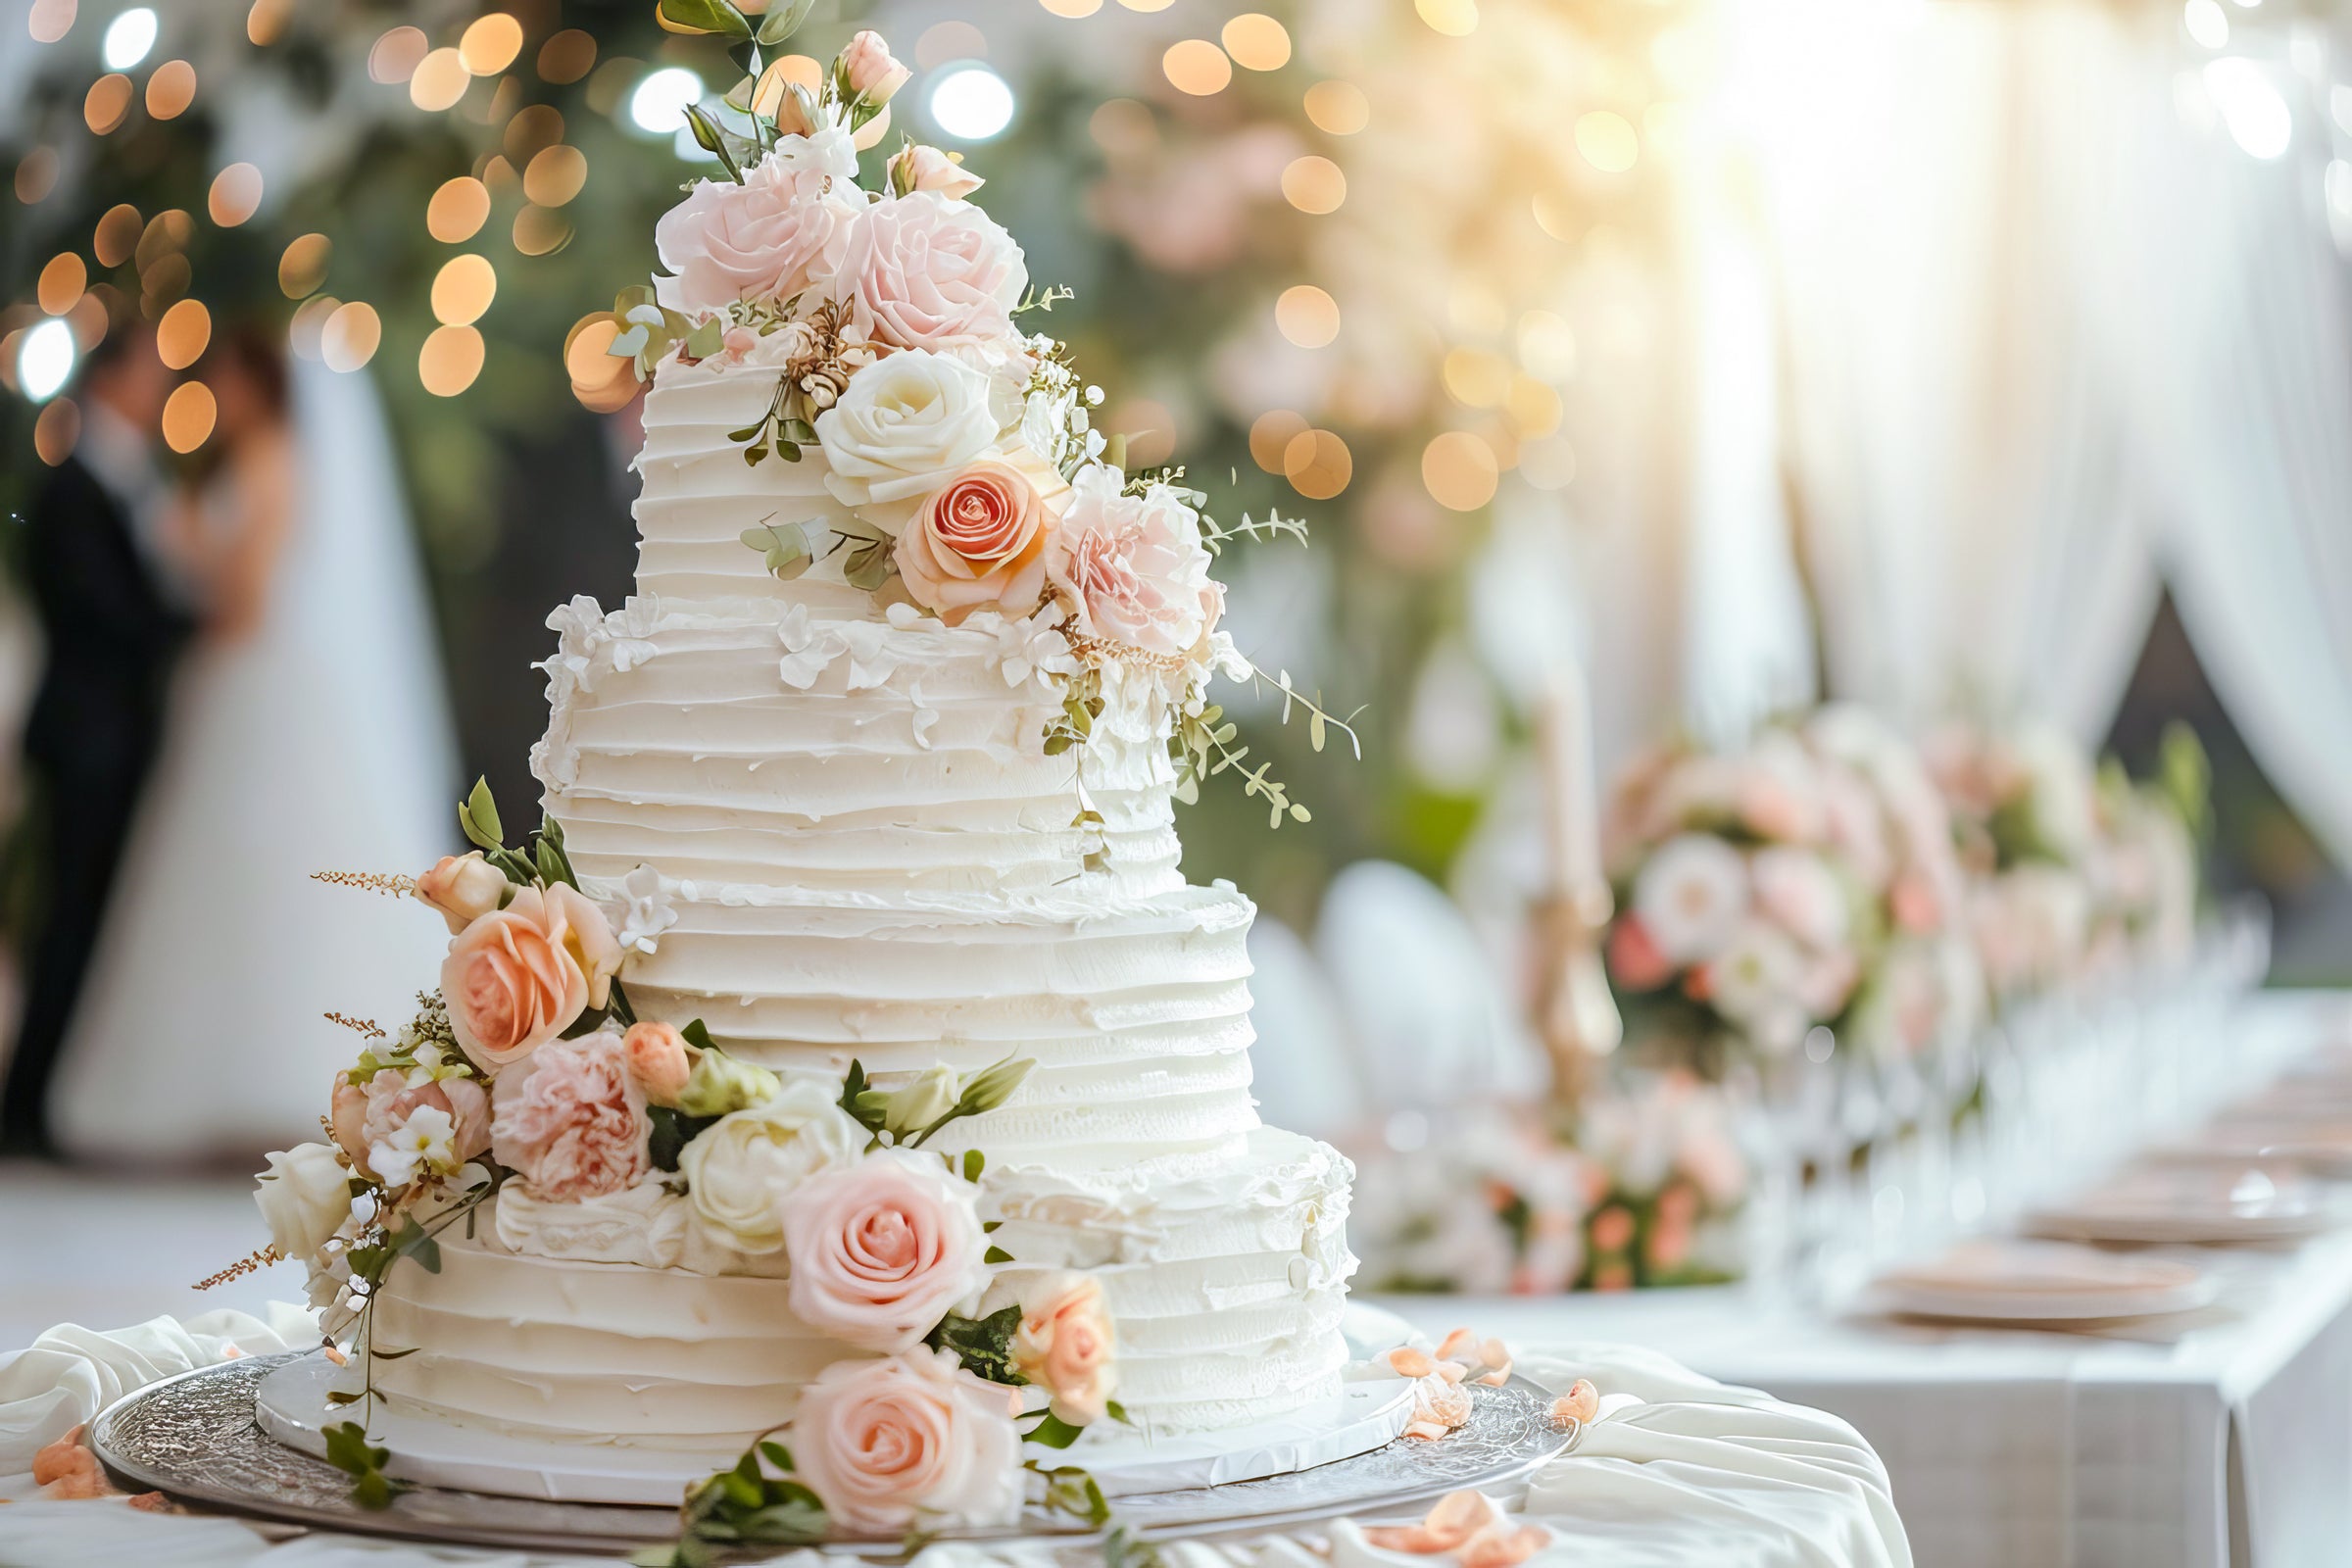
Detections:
249,24,1366,1521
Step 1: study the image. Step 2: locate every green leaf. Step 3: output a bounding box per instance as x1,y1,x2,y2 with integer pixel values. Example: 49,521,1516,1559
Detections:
681,1019,717,1054
926,1304,1025,1383
985,1244,1014,1265
1024,1412,1086,1450
962,1149,985,1182
1105,1399,1131,1425
681,104,742,182
685,316,726,360
368,1345,421,1360
755,0,819,46
324,1388,364,1406
649,1105,722,1171
758,1441,793,1471
388,1218,442,1275
458,776,504,851
658,0,753,38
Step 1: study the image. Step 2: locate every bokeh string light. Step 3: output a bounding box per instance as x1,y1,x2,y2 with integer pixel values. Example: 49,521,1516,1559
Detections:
207,163,263,226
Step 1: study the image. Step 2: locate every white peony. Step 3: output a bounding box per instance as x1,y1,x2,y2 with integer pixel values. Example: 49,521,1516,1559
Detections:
1706,920,1813,1054
254,1143,353,1268
1631,834,1750,964
814,349,1001,517
677,1079,867,1254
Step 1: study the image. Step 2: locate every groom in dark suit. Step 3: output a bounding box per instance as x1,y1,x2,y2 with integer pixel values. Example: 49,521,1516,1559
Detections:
2,325,195,1158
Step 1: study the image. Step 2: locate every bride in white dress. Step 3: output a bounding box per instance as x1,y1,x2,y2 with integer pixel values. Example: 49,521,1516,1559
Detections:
53,340,459,1163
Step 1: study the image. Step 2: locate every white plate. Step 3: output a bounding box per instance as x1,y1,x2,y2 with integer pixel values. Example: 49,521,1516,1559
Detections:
2023,1167,2346,1246
1866,1242,2219,1324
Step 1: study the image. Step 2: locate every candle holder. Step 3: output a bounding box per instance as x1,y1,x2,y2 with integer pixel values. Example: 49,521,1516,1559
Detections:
1534,878,1621,1114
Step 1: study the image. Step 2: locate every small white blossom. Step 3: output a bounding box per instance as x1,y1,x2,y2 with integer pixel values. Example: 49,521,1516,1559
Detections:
369,1103,459,1190
837,621,903,691
778,603,846,690
984,611,1079,691
610,864,679,956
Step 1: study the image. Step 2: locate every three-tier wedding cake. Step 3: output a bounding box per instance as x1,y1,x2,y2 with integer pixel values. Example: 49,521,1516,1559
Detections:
248,22,1369,1534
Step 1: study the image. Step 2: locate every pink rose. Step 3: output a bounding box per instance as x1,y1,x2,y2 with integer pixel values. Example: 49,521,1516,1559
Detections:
1888,869,1943,935
490,1028,651,1202
782,1151,988,1352
791,1349,1023,1536
838,29,911,105
1010,1272,1117,1426
889,144,984,200
1044,466,1222,661
1605,916,1673,992
441,884,622,1072
654,151,854,318
415,852,509,934
623,1021,694,1104
838,191,1027,353
894,455,1063,624
330,1068,491,1185
1750,847,1849,951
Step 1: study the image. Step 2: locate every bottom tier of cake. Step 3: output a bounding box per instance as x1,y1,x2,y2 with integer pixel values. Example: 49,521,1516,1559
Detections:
368,1127,1357,1448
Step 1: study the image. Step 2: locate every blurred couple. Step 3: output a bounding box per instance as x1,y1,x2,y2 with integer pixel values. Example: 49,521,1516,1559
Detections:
1,321,454,1165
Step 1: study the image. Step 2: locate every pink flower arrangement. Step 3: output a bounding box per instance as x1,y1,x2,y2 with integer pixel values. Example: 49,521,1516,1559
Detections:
837,191,1027,354
894,455,1062,624
1045,466,1223,661
489,1028,651,1202
329,1068,491,1187
781,1150,989,1351
655,148,856,320
440,883,621,1072
1010,1272,1118,1425
789,1349,1024,1535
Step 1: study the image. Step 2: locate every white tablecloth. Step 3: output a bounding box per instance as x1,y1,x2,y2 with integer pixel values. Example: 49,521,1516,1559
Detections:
0,1314,1910,1567
1381,1229,2352,1568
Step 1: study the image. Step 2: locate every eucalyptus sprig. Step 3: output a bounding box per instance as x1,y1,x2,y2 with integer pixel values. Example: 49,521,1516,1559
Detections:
635,1433,826,1568
320,1421,404,1511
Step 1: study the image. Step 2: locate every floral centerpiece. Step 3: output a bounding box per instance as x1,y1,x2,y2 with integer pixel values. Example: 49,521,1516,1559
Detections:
1600,707,1981,1073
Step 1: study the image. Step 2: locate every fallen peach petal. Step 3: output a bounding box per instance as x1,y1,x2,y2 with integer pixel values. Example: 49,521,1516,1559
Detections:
1403,1419,1449,1441
31,1427,89,1487
1426,1384,1474,1428
1481,1338,1510,1371
1435,1358,1467,1385
221,1345,244,1359
1460,1524,1552,1568
1477,1360,1512,1389
1419,1490,1499,1546
1386,1347,1437,1378
127,1492,171,1512
1437,1328,1480,1363
1551,1378,1599,1425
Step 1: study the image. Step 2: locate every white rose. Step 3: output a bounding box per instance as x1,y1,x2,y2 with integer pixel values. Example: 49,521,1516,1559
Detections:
815,349,1002,519
255,1143,352,1267
677,1079,867,1254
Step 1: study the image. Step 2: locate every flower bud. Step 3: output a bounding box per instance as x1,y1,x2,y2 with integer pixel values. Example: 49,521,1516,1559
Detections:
673,1048,784,1119
956,1055,1034,1117
414,851,510,934
888,144,984,201
623,1022,696,1106
838,30,911,106
883,1064,959,1138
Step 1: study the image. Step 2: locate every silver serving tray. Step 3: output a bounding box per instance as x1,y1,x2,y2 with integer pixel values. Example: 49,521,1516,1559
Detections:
90,1351,1579,1553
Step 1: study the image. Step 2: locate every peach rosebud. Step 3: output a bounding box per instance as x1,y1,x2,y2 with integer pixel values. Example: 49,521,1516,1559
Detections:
889,143,984,200
839,29,911,105
415,852,509,934
329,1071,369,1166
1552,1378,1600,1425
782,1151,989,1352
894,456,1060,624
623,1021,695,1105
1011,1271,1118,1427
792,1349,1023,1535
441,885,618,1071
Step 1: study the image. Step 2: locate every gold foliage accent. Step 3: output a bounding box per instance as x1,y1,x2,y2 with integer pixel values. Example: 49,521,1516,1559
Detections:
311,870,417,898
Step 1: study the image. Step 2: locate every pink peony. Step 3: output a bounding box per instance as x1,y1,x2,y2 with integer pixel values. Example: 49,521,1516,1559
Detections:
1010,1272,1118,1426
1044,466,1222,661
837,191,1027,353
441,884,621,1071
490,1029,651,1202
791,1349,1023,1535
654,148,855,318
894,455,1062,623
781,1151,988,1352
329,1068,491,1186
838,29,911,105
889,143,983,200
415,852,508,934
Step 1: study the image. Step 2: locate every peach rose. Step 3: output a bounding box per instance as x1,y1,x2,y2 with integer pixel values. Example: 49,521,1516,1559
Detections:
889,144,984,200
490,1029,651,1201
838,191,1027,353
623,1021,695,1104
782,1151,988,1352
653,145,856,318
839,29,911,105
894,456,1063,624
329,1068,491,1186
415,852,509,934
441,885,620,1071
1045,465,1223,661
791,1349,1023,1536
1010,1271,1118,1426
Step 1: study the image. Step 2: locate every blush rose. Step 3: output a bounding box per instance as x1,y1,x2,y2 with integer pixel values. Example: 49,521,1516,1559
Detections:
1010,1271,1118,1426
837,191,1027,354
894,454,1064,623
782,1150,988,1352
414,852,508,933
440,884,621,1072
653,145,856,318
1044,466,1224,661
790,1349,1023,1535
489,1029,652,1202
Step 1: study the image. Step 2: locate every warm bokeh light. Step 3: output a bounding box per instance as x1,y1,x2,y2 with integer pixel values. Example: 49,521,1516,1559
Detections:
64,292,106,350
1416,0,1479,37
16,147,61,204
1516,310,1577,380
244,0,289,46
139,253,190,310
506,105,564,164
523,145,588,207
1118,0,1173,11
320,301,382,373
1222,15,1291,73
17,318,76,401
32,398,80,466
161,380,217,454
1575,111,1640,172
1283,428,1353,499
93,203,140,267
419,323,486,397
627,67,703,134
410,47,469,113
1422,430,1498,511
36,253,85,316
915,21,987,70
136,209,192,270
1282,156,1347,214
928,66,1015,141
1250,409,1310,474
145,59,195,119
1442,347,1511,408
459,13,523,75
26,0,74,46
207,162,263,226
1519,434,1577,490
156,298,210,368
513,204,573,256
1163,40,1232,97
431,254,497,326
1090,99,1155,158
564,313,634,412
278,232,330,298
287,294,338,360
84,74,133,134
368,25,426,85
427,176,491,243
1039,0,1101,15
1506,375,1562,437
1531,191,1575,243
1303,80,1369,136
1275,284,1341,349
1105,399,1176,467
538,29,597,84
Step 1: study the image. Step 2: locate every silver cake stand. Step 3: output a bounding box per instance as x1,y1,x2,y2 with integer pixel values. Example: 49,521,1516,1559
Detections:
89,1351,1580,1555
